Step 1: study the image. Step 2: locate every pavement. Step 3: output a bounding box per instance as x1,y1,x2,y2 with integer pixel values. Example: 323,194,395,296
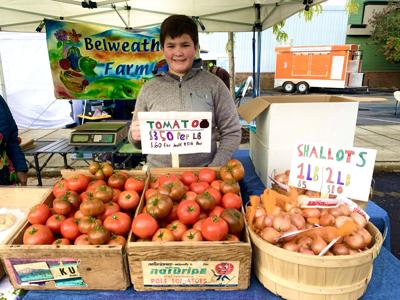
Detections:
23,91,400,186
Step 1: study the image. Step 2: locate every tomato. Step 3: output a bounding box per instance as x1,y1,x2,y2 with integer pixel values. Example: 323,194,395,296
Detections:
195,192,216,211
46,214,66,233
221,193,242,210
28,204,51,225
201,216,229,241
181,171,198,186
198,168,217,184
108,234,127,246
131,213,159,239
95,169,105,180
198,212,208,220
99,201,120,221
177,200,201,225
101,162,114,178
88,225,111,245
193,219,205,231
220,159,245,181
66,174,89,192
103,212,131,235
80,191,95,202
190,181,209,194
209,206,225,217
118,190,140,210
112,188,121,202
210,180,223,192
221,208,244,234
166,220,187,241
108,173,126,190
94,185,114,203
160,179,187,201
52,179,69,198
146,193,173,219
52,198,72,215
53,238,71,245
88,161,101,175
145,188,158,201
74,234,91,245
157,174,180,186
86,179,107,192
125,177,145,193
78,216,102,234
60,217,80,241
152,228,175,242
23,224,54,245
80,198,105,217
225,234,240,242
220,180,240,195
74,210,85,220
182,191,197,201
165,203,178,223
61,190,80,209
181,229,203,241
205,187,222,205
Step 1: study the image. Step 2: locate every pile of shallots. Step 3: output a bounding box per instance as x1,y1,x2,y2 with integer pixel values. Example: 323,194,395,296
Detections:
246,188,373,256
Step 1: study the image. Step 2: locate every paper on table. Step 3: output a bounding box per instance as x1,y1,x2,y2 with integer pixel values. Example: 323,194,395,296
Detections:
0,208,25,244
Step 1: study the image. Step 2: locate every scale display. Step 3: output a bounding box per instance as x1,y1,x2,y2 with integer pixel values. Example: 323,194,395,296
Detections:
69,122,128,146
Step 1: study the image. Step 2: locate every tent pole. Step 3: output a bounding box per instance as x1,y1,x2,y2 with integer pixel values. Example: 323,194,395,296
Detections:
253,3,261,97
257,30,261,97
0,53,8,102
252,28,256,98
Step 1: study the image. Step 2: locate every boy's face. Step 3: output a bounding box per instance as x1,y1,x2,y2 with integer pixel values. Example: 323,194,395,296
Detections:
162,34,196,77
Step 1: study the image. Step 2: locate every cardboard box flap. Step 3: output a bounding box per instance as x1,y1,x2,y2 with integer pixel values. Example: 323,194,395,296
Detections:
237,97,272,124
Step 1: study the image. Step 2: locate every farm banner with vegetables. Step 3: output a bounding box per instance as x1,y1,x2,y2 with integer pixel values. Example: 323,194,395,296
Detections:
45,19,163,100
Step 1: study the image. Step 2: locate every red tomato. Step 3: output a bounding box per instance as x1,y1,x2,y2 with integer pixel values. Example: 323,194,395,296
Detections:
118,190,140,210
165,203,178,223
103,212,131,235
46,214,66,234
157,174,180,186
74,210,85,220
181,229,203,241
28,204,51,225
205,187,222,205
112,188,121,202
52,179,69,198
201,216,229,241
74,234,91,245
131,213,159,239
152,228,175,242
210,180,222,192
23,224,54,245
145,188,158,201
177,200,201,225
166,220,187,241
52,198,72,216
60,217,80,241
66,174,89,192
61,190,80,209
209,206,225,217
107,173,126,190
53,238,71,245
80,190,95,202
198,168,217,183
125,177,145,193
93,185,114,203
225,234,240,242
99,201,120,221
190,181,209,194
221,193,242,210
78,216,102,234
108,234,127,246
193,219,205,231
86,179,107,192
180,171,198,186
182,191,197,201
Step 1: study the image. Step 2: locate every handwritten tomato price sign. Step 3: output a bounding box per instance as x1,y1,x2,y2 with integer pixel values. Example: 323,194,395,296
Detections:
138,111,212,155
288,143,376,201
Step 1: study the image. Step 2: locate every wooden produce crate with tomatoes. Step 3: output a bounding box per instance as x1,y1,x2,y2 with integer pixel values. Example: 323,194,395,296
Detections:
0,187,53,279
0,162,147,290
127,161,252,291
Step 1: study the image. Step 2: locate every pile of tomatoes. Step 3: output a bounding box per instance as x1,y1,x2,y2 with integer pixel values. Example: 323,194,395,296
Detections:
131,159,246,242
23,162,145,246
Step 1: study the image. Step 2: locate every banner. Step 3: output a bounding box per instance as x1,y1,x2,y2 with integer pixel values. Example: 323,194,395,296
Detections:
45,19,163,100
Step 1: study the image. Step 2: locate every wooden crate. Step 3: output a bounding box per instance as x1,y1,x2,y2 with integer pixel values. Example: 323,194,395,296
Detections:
127,167,252,291
0,187,52,279
249,222,383,300
0,169,147,290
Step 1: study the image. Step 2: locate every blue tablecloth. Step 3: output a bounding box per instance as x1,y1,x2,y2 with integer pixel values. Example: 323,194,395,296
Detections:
23,149,396,299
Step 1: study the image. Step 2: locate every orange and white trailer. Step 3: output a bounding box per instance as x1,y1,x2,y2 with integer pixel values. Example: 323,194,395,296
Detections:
274,44,364,93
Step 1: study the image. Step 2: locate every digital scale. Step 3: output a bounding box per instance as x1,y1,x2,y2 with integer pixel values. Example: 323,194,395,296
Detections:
69,122,129,146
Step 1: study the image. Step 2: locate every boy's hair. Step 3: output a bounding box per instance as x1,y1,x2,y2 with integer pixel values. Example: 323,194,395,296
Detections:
160,15,199,48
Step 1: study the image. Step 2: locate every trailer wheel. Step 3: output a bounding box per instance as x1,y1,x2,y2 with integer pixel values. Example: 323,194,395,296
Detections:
296,81,309,94
282,81,296,93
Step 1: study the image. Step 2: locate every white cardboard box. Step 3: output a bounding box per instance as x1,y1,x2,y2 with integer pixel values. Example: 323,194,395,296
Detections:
238,95,359,187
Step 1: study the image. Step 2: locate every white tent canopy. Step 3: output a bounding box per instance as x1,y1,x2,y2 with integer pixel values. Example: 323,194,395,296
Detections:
0,0,325,33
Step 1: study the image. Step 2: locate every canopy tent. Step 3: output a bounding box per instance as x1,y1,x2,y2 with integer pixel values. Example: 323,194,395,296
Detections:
0,0,326,102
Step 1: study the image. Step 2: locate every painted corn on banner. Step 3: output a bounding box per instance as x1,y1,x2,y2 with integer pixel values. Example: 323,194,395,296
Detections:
45,19,163,100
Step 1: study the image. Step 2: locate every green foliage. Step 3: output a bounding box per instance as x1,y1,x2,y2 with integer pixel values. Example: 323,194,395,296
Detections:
345,0,359,15
273,21,288,43
298,4,323,22
369,2,400,63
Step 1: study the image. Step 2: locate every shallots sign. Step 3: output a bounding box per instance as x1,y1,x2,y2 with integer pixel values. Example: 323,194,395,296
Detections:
138,111,212,155
288,143,376,201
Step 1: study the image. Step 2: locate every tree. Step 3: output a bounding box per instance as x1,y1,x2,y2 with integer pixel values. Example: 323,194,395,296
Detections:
369,2,400,63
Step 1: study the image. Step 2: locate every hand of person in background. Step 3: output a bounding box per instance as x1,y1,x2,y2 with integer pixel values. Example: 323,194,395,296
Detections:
130,110,141,142
17,171,27,186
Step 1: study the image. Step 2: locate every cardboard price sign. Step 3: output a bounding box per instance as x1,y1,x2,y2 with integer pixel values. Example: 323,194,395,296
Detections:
288,143,376,201
138,111,212,155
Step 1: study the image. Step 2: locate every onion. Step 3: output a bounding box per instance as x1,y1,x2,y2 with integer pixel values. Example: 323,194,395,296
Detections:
283,242,300,252
357,227,372,247
290,213,306,230
260,227,281,244
274,173,288,184
344,233,365,250
335,216,353,228
289,207,302,215
254,207,266,218
272,206,282,216
324,251,334,256
332,243,350,255
329,207,344,217
284,202,296,212
319,213,335,227
254,216,266,231
298,247,314,255
263,216,273,228
272,214,291,232
302,208,321,218
311,236,328,255
350,212,367,228
338,204,351,216
297,236,313,248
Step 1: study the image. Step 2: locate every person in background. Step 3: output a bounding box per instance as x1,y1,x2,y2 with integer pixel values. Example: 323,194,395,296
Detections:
209,63,230,90
0,95,28,185
129,14,241,167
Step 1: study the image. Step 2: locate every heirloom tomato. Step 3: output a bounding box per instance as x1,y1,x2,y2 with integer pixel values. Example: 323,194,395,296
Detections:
205,188,221,205
93,185,114,203
101,162,114,178
181,229,203,241
195,192,216,211
220,180,240,195
53,238,70,245
131,213,159,239
108,234,127,246
88,225,111,245
221,208,244,234
78,216,102,234
80,198,105,217
107,173,126,189
88,161,101,175
52,198,72,215
52,179,69,198
201,216,229,241
146,193,173,219
220,159,245,181
86,179,107,192
166,220,187,241
152,228,175,242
